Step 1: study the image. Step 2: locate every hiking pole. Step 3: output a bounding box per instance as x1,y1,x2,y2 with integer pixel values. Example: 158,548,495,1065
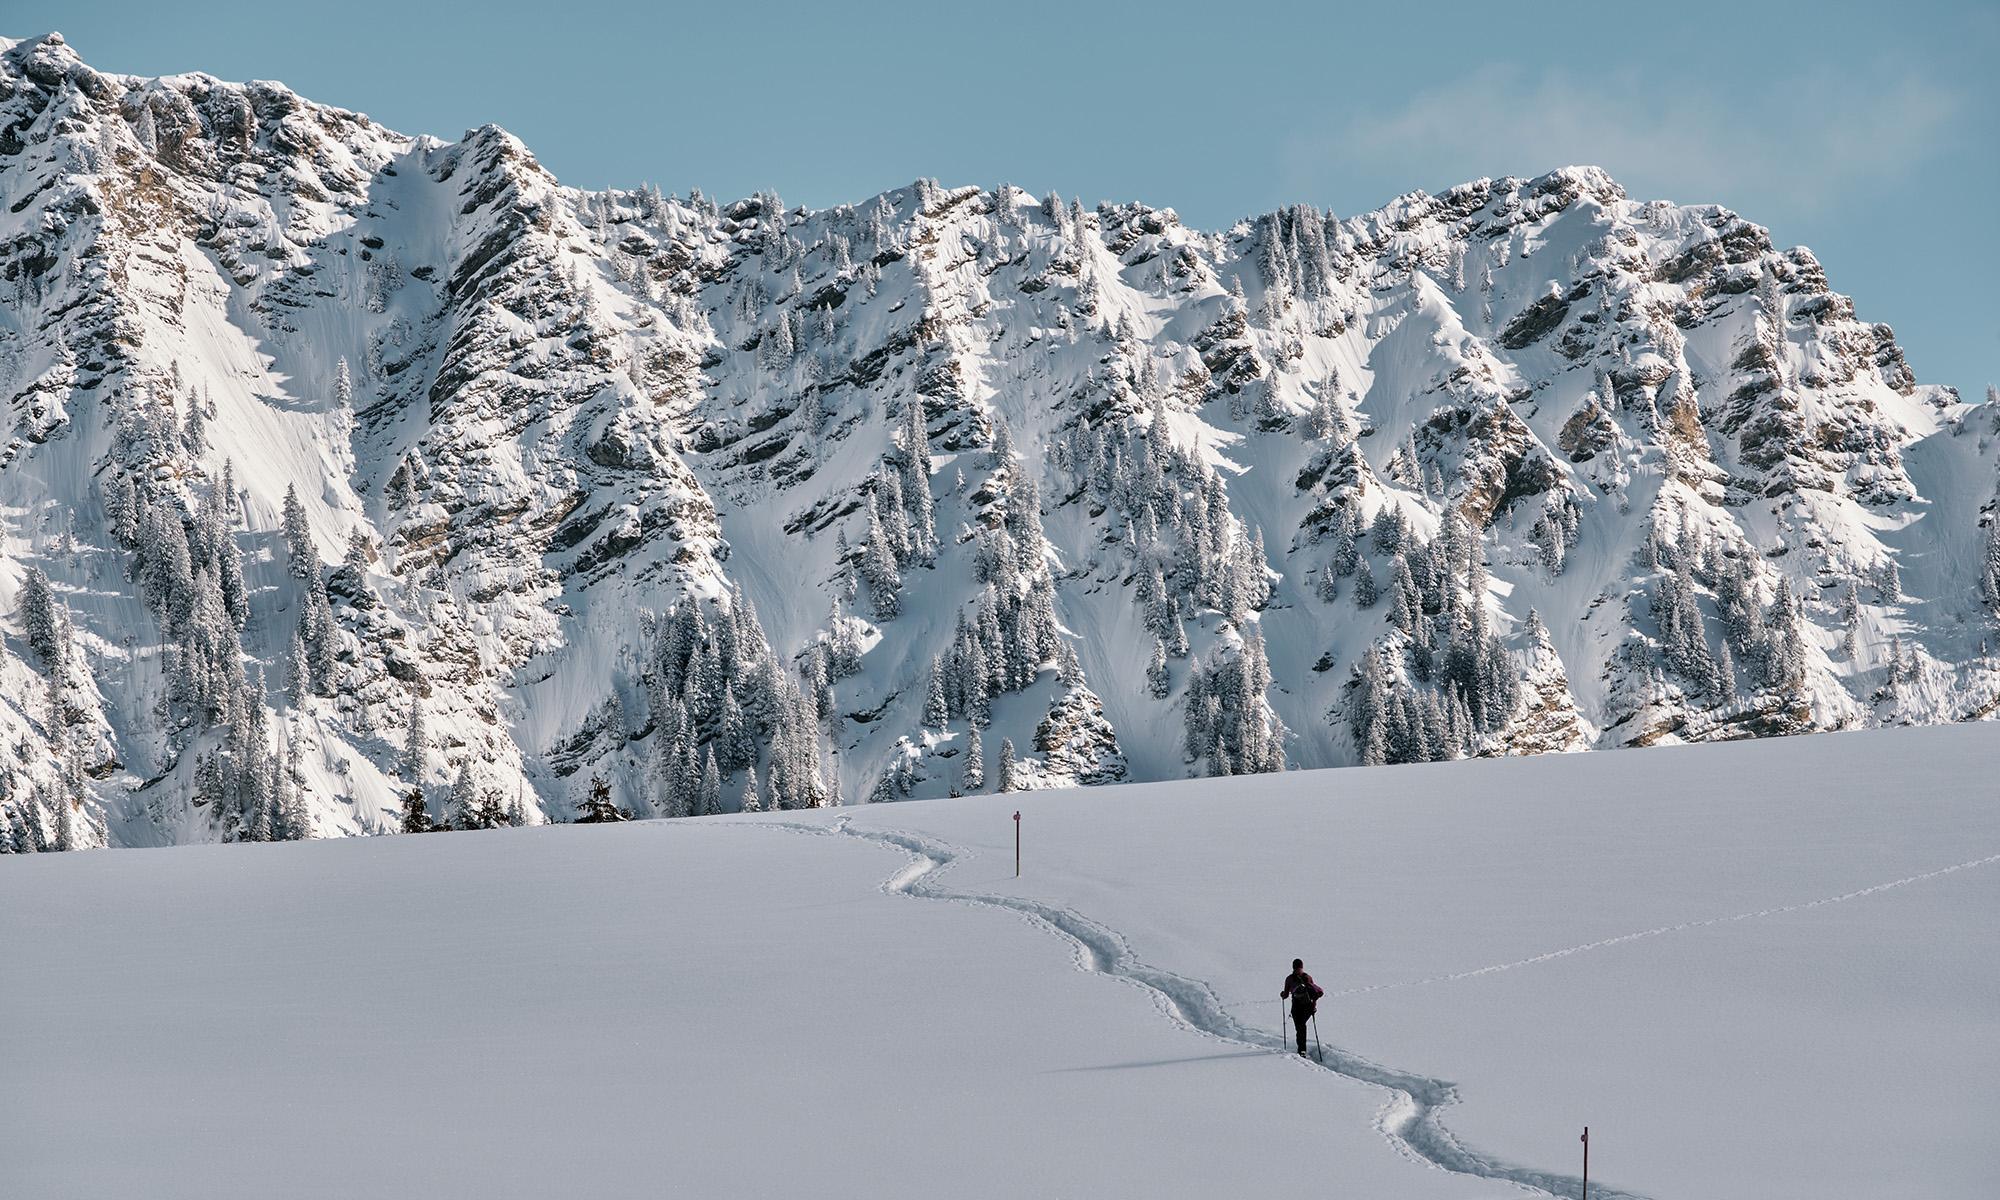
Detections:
1311,1011,1322,1063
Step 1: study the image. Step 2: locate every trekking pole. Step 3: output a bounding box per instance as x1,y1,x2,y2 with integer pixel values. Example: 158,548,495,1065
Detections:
1311,1011,1323,1063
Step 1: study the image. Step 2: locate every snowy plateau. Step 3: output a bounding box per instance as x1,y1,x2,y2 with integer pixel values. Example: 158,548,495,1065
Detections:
0,27,1995,852
5,723,1996,1197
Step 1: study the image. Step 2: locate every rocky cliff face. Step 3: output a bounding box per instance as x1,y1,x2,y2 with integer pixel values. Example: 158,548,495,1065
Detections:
2,32,1993,850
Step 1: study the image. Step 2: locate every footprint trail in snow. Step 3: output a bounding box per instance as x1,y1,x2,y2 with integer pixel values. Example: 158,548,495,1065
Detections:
782,815,1644,1200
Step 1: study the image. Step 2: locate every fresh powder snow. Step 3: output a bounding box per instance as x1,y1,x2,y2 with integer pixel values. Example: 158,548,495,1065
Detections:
5,721,1995,1198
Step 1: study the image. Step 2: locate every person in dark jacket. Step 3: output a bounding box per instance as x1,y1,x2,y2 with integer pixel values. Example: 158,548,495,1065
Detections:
1281,958,1323,1055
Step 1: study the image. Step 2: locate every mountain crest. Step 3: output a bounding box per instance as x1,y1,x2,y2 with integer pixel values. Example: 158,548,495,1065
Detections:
0,36,1991,852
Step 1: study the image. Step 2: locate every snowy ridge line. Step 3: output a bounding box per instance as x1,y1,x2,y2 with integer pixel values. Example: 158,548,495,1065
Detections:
1331,849,2000,999
768,815,1642,1200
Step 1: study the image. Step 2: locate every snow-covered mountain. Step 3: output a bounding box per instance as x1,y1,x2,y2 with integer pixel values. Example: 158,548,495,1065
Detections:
2,31,1994,850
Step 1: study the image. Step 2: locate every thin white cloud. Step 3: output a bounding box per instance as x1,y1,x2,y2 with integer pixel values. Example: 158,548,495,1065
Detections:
1287,63,1962,218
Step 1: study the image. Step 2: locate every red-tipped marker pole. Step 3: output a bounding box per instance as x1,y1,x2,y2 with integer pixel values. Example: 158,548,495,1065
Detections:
1013,810,1021,877
1581,1126,1589,1200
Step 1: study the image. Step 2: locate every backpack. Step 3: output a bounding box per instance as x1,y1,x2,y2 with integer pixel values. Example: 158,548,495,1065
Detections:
1290,973,1318,1011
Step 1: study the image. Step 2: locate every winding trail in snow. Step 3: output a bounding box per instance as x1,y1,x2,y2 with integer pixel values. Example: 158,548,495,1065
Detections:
777,815,1640,1200
1329,849,2000,999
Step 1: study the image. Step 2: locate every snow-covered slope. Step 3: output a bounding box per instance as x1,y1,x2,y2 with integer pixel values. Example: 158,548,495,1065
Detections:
6,722,1995,1198
2,30,1996,849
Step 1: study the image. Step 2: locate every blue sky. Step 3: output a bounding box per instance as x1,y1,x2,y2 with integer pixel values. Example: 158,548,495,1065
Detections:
20,1,1996,395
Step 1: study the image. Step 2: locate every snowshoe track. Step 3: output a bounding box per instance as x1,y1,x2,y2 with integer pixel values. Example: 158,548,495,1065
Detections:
779,816,1644,1200
1332,849,2000,999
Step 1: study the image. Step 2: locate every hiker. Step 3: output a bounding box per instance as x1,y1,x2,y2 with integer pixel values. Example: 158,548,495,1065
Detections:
1280,958,1322,1056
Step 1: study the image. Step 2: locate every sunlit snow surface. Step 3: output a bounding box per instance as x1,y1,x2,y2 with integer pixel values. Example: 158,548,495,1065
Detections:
5,723,1997,1198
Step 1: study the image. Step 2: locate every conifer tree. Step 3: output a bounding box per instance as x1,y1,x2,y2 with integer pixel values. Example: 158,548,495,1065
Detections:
1008,475,1047,572
1306,384,1349,442
924,662,948,728
700,748,722,817
343,527,373,576
1982,504,2000,617
303,569,337,694
110,475,142,547
1147,636,1171,698
577,774,628,823
449,764,483,830
400,788,432,833
1056,640,1085,684
52,784,77,852
878,473,911,559
996,738,1018,793
1354,558,1379,608
1316,563,1340,603
182,395,207,457
826,599,863,678
217,525,248,629
1370,506,1406,556
402,698,428,784
276,740,310,841
1877,557,1902,601
901,398,936,556
1165,606,1190,658
19,567,63,667
1330,508,1360,577
247,775,273,843
962,727,985,793
740,764,763,814
989,416,1016,471
1840,579,1862,659
860,497,902,619
720,685,754,771
1766,578,1808,690
282,485,314,579
283,630,309,707
1389,554,1420,633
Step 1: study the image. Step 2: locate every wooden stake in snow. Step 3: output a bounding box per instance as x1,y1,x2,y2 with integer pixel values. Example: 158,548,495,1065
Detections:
1014,810,1021,877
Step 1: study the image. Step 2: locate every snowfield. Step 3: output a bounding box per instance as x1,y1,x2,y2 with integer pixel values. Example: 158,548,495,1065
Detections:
5,723,1998,1198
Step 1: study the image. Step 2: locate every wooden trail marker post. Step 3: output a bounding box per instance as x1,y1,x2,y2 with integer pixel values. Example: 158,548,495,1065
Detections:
1013,810,1021,877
